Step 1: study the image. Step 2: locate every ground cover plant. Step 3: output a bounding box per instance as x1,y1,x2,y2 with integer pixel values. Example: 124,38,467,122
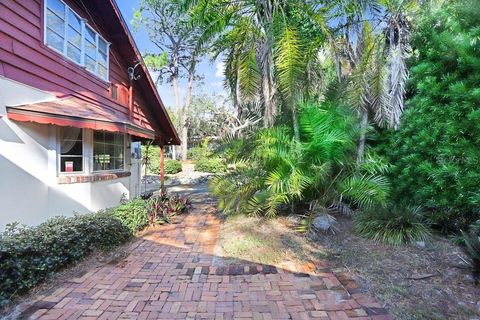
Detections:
354,205,431,246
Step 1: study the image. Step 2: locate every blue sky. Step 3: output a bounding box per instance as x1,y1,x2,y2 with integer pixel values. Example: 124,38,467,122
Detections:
115,0,226,108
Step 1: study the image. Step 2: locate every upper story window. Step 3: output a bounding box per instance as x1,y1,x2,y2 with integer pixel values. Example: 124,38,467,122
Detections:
45,0,110,81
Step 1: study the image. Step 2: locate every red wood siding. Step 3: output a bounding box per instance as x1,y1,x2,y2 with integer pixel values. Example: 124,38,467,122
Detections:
0,0,154,133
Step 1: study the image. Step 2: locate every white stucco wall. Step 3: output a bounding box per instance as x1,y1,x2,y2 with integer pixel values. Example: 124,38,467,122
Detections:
0,78,138,231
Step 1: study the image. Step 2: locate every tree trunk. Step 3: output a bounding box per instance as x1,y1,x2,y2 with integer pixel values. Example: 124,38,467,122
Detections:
172,54,180,116
357,109,369,163
181,64,195,161
292,106,300,142
171,57,180,160
261,38,276,127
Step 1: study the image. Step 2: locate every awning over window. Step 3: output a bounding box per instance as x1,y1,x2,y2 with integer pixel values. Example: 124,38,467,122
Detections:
6,96,156,140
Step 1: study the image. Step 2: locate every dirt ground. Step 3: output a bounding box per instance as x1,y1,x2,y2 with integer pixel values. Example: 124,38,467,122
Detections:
215,214,480,320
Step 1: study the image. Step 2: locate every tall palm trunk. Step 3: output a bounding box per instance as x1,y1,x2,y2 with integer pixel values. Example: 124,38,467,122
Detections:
181,62,196,161
171,51,180,160
357,108,368,163
292,106,300,141
262,42,276,127
257,0,277,127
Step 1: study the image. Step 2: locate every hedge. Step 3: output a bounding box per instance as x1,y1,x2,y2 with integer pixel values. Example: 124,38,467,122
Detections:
195,157,227,173
0,212,131,307
148,158,182,175
164,159,182,174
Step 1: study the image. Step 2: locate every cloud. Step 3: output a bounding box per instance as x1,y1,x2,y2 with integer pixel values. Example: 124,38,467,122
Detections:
215,61,225,78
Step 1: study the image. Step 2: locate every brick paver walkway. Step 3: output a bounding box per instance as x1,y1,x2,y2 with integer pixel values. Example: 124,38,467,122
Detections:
16,198,390,320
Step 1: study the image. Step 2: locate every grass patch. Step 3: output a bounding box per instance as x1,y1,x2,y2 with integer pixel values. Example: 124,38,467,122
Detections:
216,215,328,268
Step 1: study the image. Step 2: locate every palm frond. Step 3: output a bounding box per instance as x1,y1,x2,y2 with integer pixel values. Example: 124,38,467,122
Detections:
339,174,390,209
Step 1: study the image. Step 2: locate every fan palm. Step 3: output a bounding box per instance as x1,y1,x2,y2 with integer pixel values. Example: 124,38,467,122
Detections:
210,100,390,217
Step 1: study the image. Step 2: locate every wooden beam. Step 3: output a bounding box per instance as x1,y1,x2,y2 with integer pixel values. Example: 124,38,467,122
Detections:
128,80,133,120
160,145,165,190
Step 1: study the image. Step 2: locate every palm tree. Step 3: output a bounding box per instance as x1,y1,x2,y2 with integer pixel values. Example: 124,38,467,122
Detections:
210,100,390,217
328,0,418,162
183,0,329,139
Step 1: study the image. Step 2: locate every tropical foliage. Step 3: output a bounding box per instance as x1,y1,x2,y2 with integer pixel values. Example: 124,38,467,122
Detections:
354,205,431,246
383,0,480,231
210,101,390,217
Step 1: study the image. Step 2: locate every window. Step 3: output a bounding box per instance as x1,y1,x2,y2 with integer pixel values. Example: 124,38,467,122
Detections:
60,127,83,172
93,131,124,171
45,0,110,81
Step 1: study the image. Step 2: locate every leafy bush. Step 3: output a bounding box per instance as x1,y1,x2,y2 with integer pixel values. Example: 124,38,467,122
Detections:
0,212,131,306
195,157,227,173
147,157,182,175
188,139,213,161
382,0,480,231
210,101,390,217
146,191,191,224
354,205,431,246
111,198,148,233
141,144,182,175
164,159,182,174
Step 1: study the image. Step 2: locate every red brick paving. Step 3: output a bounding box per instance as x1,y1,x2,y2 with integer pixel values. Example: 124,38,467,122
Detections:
17,203,390,319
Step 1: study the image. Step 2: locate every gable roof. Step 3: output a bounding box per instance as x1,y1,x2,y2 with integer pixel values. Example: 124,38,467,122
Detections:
88,0,180,145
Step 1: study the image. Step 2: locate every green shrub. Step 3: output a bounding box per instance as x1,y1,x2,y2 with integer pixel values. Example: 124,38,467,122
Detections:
164,159,182,174
210,101,390,217
354,205,431,246
188,139,213,161
147,158,182,175
381,0,480,231
195,157,227,173
141,144,161,175
0,212,131,306
110,198,148,233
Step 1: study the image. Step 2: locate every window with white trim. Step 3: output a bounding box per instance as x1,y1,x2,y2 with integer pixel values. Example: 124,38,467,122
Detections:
59,127,83,173
93,131,125,171
45,0,110,81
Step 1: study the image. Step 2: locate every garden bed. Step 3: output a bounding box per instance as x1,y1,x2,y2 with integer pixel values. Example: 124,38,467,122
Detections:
214,214,480,319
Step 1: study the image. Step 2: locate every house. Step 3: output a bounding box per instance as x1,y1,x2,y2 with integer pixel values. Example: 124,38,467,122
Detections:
0,0,180,230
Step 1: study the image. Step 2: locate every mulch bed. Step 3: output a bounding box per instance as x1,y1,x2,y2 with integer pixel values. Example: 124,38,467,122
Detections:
311,215,480,320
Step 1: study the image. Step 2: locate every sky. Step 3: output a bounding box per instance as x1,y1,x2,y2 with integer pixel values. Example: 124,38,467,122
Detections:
115,0,226,108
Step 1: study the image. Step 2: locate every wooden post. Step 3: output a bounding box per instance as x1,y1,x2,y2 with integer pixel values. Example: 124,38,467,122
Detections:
160,144,165,190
